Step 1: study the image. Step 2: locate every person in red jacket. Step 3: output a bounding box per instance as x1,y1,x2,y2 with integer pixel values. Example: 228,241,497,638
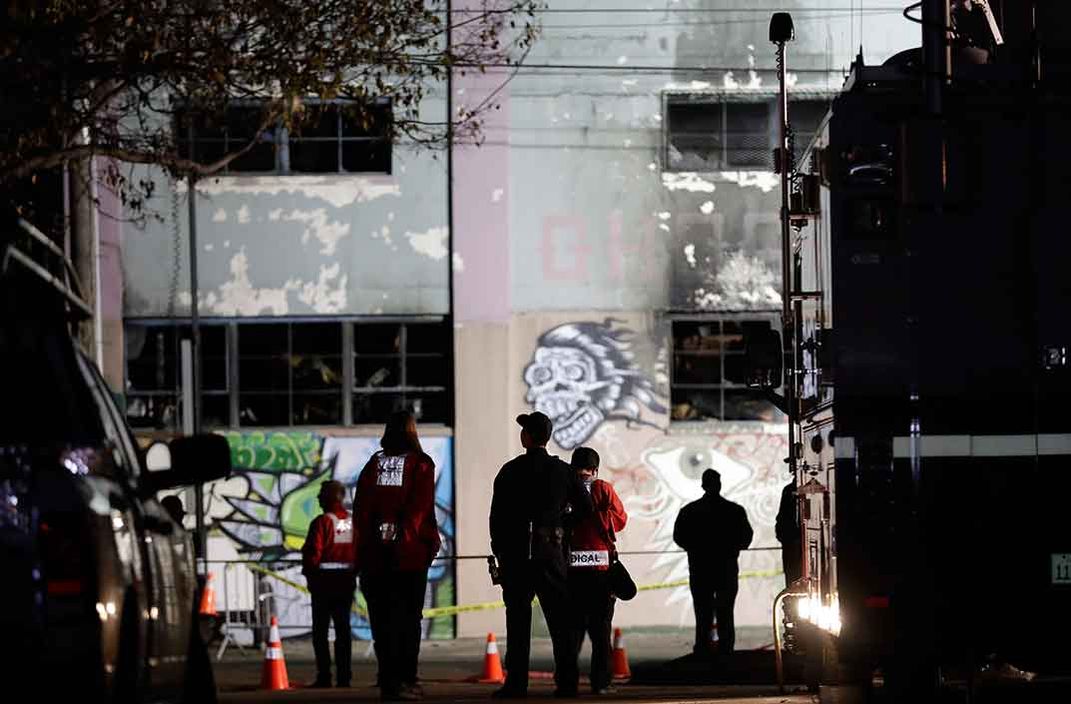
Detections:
567,447,627,695
355,411,441,701
302,480,357,688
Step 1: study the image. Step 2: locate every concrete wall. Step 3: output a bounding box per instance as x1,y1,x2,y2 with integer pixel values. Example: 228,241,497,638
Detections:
122,107,449,319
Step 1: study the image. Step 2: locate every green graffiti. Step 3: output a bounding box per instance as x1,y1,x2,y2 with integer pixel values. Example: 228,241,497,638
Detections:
224,430,322,472
428,577,456,639
280,467,333,551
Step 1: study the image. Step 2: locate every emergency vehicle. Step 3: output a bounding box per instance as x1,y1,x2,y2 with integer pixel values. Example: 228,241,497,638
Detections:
756,2,1071,696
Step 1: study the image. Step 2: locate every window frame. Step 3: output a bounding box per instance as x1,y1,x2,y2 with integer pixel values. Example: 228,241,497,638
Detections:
123,316,451,430
177,98,393,176
661,90,835,173
668,312,782,424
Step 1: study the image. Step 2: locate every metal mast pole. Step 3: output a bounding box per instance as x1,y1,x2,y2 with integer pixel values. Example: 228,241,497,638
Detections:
187,124,205,564
771,12,798,490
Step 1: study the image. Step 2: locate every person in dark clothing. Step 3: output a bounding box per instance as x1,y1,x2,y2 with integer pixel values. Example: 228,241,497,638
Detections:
566,447,627,695
489,412,593,699
775,481,803,586
673,469,753,654
161,495,186,526
302,480,357,688
356,411,441,701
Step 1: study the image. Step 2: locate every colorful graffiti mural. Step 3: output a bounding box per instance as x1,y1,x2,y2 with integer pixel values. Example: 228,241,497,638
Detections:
521,317,788,627
209,430,455,639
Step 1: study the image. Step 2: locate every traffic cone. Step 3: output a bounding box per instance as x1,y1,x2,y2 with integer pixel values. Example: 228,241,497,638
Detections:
260,616,290,690
611,628,631,680
478,632,506,684
199,572,218,616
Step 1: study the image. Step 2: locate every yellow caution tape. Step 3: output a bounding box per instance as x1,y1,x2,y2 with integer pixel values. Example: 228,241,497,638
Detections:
248,564,784,621
419,569,785,619
246,564,370,618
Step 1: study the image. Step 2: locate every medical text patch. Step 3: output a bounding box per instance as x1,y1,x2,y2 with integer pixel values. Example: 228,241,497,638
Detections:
377,455,405,486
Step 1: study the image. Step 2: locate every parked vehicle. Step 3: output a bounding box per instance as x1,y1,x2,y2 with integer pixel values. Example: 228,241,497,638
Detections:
0,217,231,702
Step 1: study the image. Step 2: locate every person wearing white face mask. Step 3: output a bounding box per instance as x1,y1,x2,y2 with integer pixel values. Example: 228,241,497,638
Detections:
565,447,627,695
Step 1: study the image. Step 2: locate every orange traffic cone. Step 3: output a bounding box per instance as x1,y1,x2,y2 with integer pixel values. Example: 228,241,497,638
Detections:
260,616,290,690
199,572,218,616
611,628,631,680
478,632,506,684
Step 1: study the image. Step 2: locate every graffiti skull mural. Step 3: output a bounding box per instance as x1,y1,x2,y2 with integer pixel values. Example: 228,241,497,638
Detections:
523,319,667,449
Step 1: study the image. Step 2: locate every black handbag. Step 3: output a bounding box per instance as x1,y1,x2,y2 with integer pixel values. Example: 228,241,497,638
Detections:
595,514,637,601
607,550,637,601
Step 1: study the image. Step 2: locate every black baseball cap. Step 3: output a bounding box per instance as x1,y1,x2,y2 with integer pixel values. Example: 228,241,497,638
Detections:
516,411,553,445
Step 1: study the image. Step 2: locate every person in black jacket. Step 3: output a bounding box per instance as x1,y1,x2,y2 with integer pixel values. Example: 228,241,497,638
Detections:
673,469,753,654
775,481,802,586
489,412,593,698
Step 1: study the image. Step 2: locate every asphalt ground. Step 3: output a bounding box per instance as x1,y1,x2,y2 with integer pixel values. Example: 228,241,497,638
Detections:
212,629,1071,704
214,629,813,703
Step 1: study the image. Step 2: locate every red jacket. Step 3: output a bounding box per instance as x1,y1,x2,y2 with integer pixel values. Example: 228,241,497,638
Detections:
302,507,357,594
569,479,627,571
355,450,441,574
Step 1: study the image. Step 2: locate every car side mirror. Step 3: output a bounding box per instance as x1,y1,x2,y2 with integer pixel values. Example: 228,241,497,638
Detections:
144,434,231,494
745,328,784,389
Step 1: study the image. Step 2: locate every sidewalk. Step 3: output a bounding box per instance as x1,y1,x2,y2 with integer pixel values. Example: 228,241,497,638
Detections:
213,628,775,693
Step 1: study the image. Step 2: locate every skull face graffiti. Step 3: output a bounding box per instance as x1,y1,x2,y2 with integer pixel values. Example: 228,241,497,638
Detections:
522,320,667,449
524,346,609,449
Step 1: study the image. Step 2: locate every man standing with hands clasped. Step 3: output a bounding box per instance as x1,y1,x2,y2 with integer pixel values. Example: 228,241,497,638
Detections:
674,469,753,655
489,412,592,699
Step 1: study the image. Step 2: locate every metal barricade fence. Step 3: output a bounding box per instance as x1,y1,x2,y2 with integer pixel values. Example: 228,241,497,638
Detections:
204,559,306,660
200,547,783,660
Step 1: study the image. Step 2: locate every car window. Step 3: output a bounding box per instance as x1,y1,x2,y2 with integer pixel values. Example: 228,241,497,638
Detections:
0,323,106,444
76,349,143,482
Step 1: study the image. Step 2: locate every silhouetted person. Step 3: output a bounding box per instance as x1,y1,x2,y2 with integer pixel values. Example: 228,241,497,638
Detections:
302,480,357,689
775,481,802,586
489,412,592,698
161,495,186,525
673,469,753,654
356,411,440,701
566,447,627,695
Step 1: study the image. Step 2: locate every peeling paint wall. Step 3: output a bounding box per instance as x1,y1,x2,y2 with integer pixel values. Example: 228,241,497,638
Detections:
496,0,916,313
122,147,449,317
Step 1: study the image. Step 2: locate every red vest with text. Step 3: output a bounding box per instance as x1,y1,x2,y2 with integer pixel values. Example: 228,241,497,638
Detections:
302,507,357,594
569,479,627,571
355,450,442,574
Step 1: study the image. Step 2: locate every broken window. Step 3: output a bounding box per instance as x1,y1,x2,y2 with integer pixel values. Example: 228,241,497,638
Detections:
238,322,344,427
670,317,783,423
177,99,392,175
353,320,449,424
124,318,448,429
124,323,229,429
664,93,832,173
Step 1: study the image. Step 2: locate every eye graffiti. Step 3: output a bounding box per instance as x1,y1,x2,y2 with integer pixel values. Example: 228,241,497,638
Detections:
522,319,667,449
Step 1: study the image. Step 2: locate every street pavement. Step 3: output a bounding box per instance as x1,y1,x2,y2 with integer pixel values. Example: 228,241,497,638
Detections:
214,629,812,703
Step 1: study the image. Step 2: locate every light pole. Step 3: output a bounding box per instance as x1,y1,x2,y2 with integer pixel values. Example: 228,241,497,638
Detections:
769,11,797,490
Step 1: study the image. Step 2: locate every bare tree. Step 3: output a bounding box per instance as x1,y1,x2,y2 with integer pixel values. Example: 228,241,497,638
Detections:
0,0,541,208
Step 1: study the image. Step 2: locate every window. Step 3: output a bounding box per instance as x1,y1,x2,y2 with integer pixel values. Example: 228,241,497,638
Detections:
353,321,449,424
177,100,392,175
125,324,229,429
664,93,831,172
670,317,784,423
124,318,449,429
